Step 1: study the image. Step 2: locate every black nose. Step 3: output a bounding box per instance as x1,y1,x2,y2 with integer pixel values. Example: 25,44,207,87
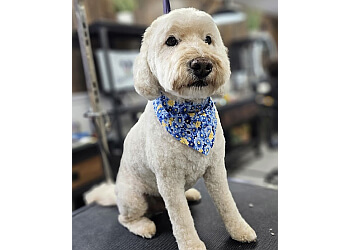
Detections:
189,58,213,79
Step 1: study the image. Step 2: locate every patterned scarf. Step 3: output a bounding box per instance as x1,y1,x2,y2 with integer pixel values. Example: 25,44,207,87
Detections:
153,94,218,155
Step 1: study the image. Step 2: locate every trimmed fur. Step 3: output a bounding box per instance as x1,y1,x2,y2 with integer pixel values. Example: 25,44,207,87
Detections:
116,8,257,250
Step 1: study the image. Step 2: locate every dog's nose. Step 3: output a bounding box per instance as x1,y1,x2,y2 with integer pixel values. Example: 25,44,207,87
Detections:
189,58,213,79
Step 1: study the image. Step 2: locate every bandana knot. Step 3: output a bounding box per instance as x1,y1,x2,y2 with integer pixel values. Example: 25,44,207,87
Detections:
153,94,218,155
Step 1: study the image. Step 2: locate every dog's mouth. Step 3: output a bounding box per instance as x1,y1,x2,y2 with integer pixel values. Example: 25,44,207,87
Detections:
188,80,209,88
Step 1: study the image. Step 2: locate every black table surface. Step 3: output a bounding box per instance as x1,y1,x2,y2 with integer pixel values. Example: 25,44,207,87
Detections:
72,179,277,250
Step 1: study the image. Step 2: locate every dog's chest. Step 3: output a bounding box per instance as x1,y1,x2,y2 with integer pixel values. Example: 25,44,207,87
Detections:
153,119,216,186
144,102,223,188
182,156,209,189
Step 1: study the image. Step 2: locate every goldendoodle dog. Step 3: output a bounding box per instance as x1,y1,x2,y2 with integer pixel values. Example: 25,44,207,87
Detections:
115,8,257,250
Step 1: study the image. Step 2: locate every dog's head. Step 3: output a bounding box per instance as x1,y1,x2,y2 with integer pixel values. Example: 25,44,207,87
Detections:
133,8,230,100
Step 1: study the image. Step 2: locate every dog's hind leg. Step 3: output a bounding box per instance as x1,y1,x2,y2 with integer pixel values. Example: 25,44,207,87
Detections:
116,179,156,239
185,188,201,202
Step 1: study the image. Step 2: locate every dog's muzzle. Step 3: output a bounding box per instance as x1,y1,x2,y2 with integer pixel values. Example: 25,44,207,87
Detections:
188,57,213,79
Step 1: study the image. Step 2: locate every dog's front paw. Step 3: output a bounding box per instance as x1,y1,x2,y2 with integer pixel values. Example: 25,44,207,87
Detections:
179,239,206,250
229,222,257,243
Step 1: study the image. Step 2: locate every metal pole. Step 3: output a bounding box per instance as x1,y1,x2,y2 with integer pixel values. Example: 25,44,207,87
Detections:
73,0,113,182
98,27,124,145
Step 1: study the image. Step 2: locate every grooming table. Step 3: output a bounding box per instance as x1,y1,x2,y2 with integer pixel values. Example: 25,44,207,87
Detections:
72,179,277,250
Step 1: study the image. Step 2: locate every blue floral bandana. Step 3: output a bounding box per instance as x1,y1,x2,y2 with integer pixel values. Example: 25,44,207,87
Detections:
153,94,218,155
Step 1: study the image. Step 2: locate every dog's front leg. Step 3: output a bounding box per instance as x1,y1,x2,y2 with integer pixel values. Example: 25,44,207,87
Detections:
203,160,257,243
156,175,206,250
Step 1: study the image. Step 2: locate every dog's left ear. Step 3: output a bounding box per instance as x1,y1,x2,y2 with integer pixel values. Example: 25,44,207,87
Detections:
133,28,161,100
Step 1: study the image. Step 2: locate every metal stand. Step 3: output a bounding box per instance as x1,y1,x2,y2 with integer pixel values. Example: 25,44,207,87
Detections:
73,0,113,183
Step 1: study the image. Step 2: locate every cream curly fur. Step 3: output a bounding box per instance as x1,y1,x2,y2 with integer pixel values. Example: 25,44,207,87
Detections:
115,8,257,250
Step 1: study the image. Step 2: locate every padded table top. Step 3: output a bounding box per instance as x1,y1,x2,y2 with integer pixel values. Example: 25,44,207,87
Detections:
73,179,278,250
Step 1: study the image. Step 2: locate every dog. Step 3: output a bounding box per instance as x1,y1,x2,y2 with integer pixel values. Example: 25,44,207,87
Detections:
115,8,257,250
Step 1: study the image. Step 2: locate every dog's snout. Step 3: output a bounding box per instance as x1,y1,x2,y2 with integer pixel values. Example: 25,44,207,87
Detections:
189,58,213,79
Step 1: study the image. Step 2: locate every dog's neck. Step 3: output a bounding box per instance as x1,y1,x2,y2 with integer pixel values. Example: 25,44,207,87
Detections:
157,92,211,115
161,92,209,106
152,93,217,155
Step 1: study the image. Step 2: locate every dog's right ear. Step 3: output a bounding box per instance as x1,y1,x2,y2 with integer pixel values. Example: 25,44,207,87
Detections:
133,31,161,100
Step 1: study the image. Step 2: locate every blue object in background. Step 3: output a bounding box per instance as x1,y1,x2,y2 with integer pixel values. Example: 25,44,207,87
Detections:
72,132,90,142
163,0,171,14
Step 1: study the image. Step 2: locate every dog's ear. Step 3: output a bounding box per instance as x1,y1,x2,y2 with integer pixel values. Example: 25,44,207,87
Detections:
133,31,161,100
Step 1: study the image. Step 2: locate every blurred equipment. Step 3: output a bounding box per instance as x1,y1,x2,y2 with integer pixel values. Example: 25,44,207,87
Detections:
235,0,278,17
95,49,139,92
228,31,277,92
163,0,171,14
212,3,248,46
227,31,278,148
265,168,278,186
74,0,115,206
72,0,115,30
265,59,278,148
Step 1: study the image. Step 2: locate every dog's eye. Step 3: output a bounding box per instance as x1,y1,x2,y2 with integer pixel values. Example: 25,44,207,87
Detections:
205,36,212,45
165,36,178,46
